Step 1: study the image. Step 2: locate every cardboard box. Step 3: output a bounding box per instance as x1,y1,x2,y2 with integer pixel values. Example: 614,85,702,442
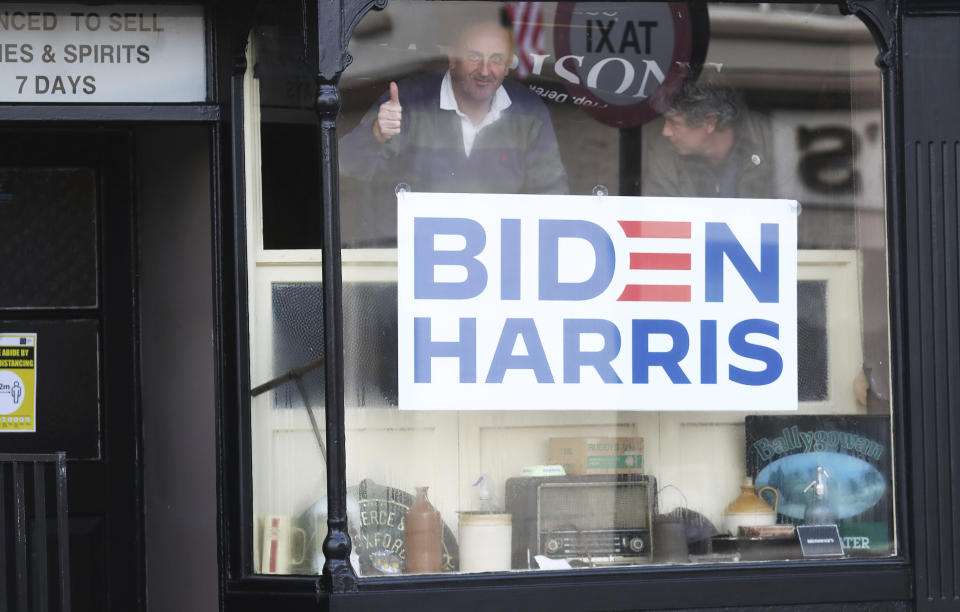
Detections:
548,437,644,475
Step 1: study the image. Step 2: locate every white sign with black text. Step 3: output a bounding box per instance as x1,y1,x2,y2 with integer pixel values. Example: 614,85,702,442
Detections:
397,193,798,411
0,4,205,102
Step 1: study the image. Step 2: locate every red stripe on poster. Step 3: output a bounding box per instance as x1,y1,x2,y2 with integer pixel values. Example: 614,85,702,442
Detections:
617,284,692,302
618,221,691,239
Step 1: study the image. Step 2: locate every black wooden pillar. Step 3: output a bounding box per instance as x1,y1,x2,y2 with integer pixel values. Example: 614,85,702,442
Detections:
316,75,355,594
901,5,960,610
221,0,257,586
314,0,386,595
836,1,960,610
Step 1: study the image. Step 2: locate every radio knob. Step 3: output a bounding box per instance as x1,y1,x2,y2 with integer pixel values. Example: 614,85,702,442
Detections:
628,536,645,553
545,538,561,554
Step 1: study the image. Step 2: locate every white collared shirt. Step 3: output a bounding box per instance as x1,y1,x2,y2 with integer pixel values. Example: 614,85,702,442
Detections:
439,70,512,156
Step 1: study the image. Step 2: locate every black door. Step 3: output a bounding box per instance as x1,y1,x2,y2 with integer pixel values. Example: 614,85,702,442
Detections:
0,130,142,610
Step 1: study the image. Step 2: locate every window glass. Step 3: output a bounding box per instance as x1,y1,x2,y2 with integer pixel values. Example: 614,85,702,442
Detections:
246,1,894,577
0,168,98,308
251,4,322,250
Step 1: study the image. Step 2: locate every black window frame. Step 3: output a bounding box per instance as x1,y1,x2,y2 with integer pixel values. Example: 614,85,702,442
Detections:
214,0,960,610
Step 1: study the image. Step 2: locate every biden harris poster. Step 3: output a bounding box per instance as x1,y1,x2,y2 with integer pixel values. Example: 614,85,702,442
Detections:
397,193,798,411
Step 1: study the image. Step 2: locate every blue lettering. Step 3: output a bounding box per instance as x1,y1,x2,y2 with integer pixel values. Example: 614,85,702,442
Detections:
563,319,622,383
414,317,477,383
700,319,717,384
631,319,690,384
414,217,487,299
501,218,521,300
705,223,779,303
486,318,554,383
539,219,615,300
729,319,783,385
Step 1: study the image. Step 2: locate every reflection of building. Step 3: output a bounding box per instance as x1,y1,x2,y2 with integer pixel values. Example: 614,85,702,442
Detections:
336,5,883,250
308,1,884,542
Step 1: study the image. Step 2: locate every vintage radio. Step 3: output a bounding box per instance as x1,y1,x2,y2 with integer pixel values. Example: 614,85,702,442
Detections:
505,474,655,568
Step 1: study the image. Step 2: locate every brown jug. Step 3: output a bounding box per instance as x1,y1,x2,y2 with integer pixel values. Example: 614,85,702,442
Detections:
404,486,443,573
722,476,780,535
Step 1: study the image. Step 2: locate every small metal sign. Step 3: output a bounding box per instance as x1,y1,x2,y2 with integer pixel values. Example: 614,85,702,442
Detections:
797,525,845,557
0,4,205,102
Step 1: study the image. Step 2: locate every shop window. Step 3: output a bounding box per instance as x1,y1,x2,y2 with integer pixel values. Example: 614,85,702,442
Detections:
244,1,894,578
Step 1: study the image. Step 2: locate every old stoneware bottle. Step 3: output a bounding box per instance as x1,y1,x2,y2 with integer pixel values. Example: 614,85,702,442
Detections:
722,476,779,535
404,486,442,573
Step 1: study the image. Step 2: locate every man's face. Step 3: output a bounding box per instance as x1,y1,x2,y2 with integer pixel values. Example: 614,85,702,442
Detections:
661,112,715,157
449,23,511,105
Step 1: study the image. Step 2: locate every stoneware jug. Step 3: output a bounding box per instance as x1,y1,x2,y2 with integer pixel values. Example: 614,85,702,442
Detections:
722,477,779,535
404,486,443,573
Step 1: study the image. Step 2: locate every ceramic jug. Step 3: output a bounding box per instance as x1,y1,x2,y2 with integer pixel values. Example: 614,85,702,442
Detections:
722,477,779,535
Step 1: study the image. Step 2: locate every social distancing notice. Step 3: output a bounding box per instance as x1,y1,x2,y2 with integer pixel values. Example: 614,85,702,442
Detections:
397,193,798,411
0,333,37,432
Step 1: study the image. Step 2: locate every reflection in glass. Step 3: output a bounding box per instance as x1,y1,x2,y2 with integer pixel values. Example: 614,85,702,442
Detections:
246,1,894,576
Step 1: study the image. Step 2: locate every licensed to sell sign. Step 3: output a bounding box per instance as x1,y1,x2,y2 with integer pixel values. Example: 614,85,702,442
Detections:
397,193,798,411
0,333,36,432
0,4,205,102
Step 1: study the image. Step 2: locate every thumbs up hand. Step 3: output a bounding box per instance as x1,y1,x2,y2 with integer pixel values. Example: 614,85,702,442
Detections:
373,81,402,143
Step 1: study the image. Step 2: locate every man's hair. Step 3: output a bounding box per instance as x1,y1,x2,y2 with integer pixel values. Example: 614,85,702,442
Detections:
666,74,744,131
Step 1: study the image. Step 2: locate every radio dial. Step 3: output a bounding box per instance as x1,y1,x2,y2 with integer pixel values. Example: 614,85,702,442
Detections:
627,536,645,553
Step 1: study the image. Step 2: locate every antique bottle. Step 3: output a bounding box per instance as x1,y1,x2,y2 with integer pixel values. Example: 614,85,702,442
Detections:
722,476,779,535
404,486,443,573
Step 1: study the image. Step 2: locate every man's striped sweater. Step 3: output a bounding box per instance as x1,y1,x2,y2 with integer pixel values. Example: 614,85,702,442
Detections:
340,73,569,195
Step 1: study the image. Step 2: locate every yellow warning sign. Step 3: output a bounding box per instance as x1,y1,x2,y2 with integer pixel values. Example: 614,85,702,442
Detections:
0,333,36,433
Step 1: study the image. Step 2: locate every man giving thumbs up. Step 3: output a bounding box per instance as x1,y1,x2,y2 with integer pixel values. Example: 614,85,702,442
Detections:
340,18,568,196
373,82,402,144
